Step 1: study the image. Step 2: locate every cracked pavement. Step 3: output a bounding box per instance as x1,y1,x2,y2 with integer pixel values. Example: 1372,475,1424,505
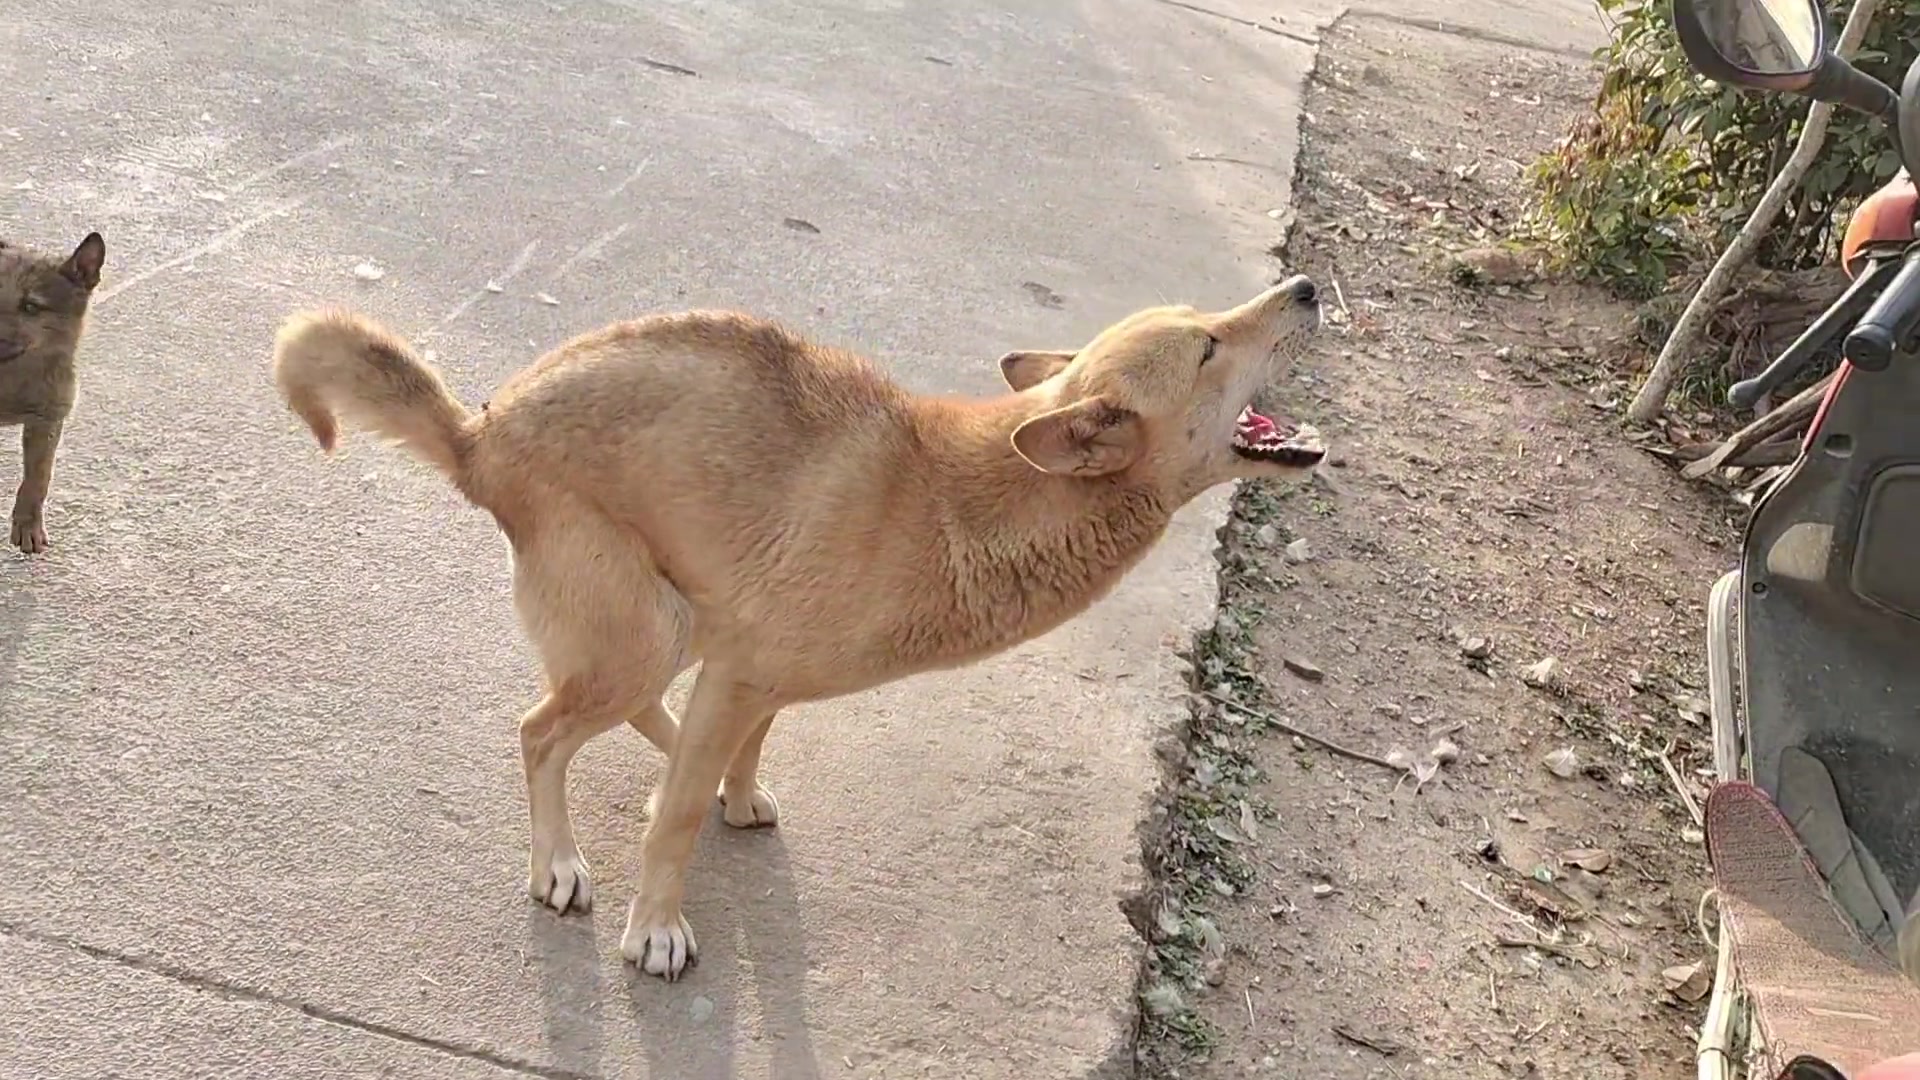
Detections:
0,0,1600,1076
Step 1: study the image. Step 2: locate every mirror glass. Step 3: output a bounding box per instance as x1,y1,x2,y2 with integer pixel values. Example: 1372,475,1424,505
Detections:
1693,0,1824,74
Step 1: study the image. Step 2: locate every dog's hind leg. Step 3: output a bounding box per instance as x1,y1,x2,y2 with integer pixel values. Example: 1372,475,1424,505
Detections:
511,509,689,916
621,664,776,979
719,712,780,829
519,688,630,914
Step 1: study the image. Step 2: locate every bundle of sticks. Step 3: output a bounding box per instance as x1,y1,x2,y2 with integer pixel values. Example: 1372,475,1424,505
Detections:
1645,370,1836,501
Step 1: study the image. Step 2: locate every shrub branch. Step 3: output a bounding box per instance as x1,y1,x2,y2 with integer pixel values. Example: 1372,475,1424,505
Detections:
1627,0,1883,421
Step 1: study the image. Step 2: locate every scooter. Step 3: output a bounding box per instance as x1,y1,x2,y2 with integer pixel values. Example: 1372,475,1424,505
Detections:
1675,0,1920,1076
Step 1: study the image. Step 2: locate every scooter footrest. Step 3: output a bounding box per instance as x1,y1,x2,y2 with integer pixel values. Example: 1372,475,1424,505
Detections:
1707,782,1920,1075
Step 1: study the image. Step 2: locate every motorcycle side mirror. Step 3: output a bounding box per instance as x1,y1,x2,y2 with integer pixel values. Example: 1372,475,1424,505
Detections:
1674,0,1826,89
1673,0,1901,123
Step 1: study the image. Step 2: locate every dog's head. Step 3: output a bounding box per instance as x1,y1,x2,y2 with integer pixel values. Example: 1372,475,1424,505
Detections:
997,275,1325,496
0,233,105,365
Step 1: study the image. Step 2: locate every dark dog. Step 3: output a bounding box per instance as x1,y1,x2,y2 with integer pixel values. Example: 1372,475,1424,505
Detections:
0,233,104,554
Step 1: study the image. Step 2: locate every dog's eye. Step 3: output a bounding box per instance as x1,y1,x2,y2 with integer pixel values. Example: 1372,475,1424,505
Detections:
19,298,42,316
1200,335,1218,366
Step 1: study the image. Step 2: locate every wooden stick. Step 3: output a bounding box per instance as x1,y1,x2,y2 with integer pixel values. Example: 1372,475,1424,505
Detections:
1203,690,1401,772
1682,371,1835,480
1667,439,1803,469
1660,742,1706,828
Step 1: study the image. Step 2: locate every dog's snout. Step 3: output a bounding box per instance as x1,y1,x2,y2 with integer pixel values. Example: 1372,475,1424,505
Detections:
1287,277,1317,305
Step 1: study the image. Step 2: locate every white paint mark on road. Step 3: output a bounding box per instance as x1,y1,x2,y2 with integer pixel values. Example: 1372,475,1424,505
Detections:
428,240,542,334
94,197,308,305
605,157,653,199
224,135,357,197
550,223,630,281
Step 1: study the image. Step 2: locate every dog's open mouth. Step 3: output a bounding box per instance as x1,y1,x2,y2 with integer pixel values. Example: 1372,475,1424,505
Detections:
1232,405,1326,467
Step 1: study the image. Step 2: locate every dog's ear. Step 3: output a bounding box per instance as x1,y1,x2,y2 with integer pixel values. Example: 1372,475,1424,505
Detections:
999,349,1074,392
60,233,105,290
1012,397,1143,477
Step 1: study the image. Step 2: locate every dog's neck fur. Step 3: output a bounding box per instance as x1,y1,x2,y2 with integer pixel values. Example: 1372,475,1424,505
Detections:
897,394,1175,661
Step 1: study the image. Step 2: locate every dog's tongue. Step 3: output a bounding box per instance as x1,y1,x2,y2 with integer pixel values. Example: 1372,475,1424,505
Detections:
1236,405,1279,439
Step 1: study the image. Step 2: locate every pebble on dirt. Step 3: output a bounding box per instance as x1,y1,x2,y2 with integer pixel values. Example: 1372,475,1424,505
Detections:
1460,636,1494,661
1284,538,1312,564
1543,747,1580,779
1448,245,1535,286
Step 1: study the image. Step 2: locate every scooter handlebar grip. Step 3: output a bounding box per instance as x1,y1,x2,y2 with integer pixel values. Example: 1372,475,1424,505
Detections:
1845,252,1920,373
1728,374,1771,410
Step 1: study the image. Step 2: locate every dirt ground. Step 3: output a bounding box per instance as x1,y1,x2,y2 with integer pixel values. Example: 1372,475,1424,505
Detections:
1137,16,1747,1080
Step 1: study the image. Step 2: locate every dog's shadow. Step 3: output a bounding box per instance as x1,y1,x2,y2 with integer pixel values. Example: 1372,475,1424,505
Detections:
523,814,824,1079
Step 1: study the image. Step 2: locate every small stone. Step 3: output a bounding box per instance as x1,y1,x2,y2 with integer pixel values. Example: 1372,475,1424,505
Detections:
1252,522,1280,548
1312,883,1335,898
1203,957,1228,986
535,292,560,306
1375,703,1404,719
1543,747,1579,779
351,261,386,282
1628,669,1649,691
1283,538,1312,564
1450,246,1534,286
1283,657,1326,682
689,995,715,1023
1460,637,1493,661
1291,735,1308,752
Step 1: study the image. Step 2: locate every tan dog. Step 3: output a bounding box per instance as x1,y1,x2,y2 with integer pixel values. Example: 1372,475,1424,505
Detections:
271,276,1326,980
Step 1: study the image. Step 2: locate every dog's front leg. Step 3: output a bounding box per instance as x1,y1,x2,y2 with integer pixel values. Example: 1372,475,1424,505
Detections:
10,418,63,554
621,668,772,980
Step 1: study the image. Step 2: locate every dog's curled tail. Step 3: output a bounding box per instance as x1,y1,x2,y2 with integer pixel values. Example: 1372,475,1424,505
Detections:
272,308,473,481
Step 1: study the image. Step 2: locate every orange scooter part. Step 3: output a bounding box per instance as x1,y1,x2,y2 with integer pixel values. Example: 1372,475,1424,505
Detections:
1808,178,1919,452
1842,174,1920,279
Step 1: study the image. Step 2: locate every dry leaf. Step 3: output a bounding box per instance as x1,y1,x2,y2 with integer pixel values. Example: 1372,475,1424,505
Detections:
1663,961,1712,1003
1560,848,1613,873
1522,657,1562,689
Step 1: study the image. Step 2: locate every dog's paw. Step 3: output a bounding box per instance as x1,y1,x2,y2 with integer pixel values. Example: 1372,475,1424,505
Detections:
719,781,780,829
528,848,593,914
620,901,697,980
10,514,47,554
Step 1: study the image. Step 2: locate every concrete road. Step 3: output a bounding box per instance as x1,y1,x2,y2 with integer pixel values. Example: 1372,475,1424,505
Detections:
0,1,1601,1077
